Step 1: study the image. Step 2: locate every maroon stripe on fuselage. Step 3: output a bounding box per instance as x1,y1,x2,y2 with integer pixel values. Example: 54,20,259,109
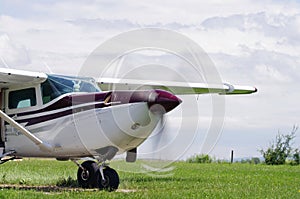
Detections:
11,92,112,126
16,103,107,126
13,91,149,126
15,92,111,117
11,90,181,127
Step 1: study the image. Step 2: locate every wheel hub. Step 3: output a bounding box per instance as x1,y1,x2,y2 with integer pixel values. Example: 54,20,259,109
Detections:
101,176,110,187
81,170,90,181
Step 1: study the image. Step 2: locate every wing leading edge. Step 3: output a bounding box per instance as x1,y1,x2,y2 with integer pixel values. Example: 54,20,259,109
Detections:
0,68,47,89
0,68,257,95
98,78,257,95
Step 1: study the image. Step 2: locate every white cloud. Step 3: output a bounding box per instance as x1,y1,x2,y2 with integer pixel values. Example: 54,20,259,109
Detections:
255,64,291,82
197,12,300,56
0,33,30,67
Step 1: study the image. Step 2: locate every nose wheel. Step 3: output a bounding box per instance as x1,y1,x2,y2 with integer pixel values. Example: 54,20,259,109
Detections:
76,160,119,191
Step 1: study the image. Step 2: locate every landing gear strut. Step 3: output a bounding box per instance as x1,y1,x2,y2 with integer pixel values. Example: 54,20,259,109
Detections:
75,160,119,191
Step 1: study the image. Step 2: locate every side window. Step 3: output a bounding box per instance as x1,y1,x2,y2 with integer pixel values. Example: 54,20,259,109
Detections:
41,79,57,104
8,88,37,109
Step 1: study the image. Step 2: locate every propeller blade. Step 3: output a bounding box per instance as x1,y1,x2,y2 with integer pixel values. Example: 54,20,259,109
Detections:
151,114,167,153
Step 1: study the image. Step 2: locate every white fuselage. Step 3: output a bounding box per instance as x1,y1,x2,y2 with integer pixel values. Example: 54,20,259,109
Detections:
5,100,161,160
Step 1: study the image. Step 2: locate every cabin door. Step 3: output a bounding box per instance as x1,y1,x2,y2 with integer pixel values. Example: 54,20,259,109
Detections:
0,90,5,148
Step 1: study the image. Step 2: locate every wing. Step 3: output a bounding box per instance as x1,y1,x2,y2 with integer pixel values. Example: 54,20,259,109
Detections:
98,78,257,95
0,68,47,88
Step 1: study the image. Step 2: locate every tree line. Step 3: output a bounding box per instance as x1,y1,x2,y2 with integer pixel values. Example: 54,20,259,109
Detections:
186,126,299,165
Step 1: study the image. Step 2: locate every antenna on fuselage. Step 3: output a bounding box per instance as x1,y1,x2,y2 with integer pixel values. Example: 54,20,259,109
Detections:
0,57,9,68
43,61,54,74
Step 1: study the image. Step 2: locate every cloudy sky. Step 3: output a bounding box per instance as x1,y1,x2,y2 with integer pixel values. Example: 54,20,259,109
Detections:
0,0,300,160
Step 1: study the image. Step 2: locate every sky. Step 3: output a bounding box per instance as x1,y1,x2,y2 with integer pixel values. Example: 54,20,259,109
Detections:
0,0,300,160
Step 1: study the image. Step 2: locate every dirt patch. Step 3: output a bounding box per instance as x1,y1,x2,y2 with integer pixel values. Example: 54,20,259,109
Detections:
117,189,137,193
0,184,97,192
0,184,137,193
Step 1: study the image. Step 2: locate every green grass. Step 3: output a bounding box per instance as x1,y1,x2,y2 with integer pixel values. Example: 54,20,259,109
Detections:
0,159,299,198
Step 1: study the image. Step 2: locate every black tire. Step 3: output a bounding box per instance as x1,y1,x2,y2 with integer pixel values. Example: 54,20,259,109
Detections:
77,161,99,188
98,167,119,191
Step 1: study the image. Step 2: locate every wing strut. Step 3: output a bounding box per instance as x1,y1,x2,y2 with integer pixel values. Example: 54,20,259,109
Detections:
0,110,53,152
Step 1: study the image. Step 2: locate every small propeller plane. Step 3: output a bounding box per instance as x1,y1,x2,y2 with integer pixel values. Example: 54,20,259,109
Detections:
0,67,257,191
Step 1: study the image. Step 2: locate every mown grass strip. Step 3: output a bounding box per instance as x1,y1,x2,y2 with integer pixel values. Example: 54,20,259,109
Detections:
0,159,298,198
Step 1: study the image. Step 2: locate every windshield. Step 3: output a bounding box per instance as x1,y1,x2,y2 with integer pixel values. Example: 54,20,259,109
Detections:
41,75,101,104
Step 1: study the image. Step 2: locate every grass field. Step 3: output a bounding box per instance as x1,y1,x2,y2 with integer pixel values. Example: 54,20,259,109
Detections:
0,159,299,198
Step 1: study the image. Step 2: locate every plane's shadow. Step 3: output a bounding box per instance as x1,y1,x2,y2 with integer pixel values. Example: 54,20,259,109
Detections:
1,185,89,192
0,177,90,192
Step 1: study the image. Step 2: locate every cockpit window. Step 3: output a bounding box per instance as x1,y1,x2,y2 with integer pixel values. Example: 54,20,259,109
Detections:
41,75,101,104
9,88,37,109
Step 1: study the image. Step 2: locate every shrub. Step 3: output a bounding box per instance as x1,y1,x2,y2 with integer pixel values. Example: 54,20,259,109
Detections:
251,157,261,164
186,154,213,163
260,126,298,165
290,149,300,166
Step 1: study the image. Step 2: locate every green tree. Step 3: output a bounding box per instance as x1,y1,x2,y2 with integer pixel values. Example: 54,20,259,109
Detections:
260,126,298,165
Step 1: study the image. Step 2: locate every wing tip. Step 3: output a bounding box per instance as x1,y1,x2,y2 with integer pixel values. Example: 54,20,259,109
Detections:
254,87,258,93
